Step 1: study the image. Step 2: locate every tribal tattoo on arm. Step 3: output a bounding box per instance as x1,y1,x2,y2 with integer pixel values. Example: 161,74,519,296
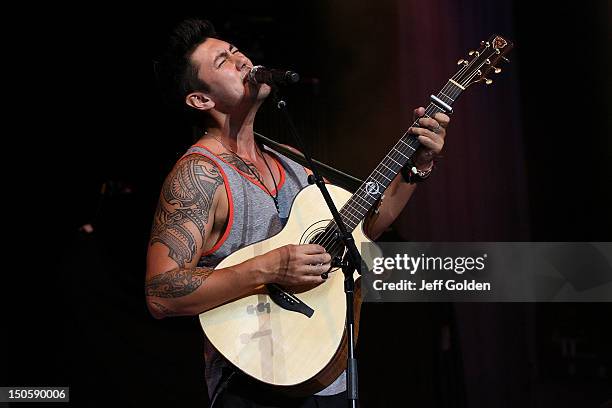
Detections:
145,267,214,298
150,155,224,268
150,301,178,316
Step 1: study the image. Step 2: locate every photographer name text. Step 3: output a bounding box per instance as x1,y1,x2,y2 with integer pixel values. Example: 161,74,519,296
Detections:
372,279,491,291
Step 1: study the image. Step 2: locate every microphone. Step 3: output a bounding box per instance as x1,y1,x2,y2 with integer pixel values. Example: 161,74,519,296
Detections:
248,65,300,86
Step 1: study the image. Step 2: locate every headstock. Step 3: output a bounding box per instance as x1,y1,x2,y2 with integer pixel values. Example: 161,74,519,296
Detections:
454,35,513,89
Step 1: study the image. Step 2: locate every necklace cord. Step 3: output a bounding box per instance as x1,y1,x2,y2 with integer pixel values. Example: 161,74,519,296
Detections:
209,133,280,211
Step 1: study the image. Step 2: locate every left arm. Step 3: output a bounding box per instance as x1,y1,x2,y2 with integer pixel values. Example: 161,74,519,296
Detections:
364,107,450,240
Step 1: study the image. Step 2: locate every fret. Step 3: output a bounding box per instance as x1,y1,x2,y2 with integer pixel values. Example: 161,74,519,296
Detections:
341,210,360,224
386,155,401,166
439,91,454,103
340,203,361,221
351,192,377,208
397,139,417,151
392,148,408,159
353,192,378,209
448,79,465,91
341,200,362,217
338,208,360,230
380,161,396,172
373,169,391,182
346,197,369,213
343,196,371,220
425,104,446,116
351,190,374,209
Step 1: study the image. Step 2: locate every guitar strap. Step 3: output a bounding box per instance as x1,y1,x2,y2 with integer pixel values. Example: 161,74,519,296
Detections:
254,132,363,193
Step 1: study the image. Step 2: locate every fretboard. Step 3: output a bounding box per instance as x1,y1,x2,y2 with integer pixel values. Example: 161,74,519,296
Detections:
335,80,464,232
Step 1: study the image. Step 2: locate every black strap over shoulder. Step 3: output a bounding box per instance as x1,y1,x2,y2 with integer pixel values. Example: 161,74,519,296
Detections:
254,132,363,193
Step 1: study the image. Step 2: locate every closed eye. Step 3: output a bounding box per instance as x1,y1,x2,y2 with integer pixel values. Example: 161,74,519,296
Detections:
217,49,241,68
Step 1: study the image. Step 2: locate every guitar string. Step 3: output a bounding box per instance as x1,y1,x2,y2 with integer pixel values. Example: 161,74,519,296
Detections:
313,103,443,257
318,54,493,256
318,55,489,254
315,88,461,253
315,89,461,254
327,46,492,229
317,125,431,258
315,96,458,253
329,99,449,224
327,60,482,234
316,87,475,257
328,56,475,223
313,49,492,254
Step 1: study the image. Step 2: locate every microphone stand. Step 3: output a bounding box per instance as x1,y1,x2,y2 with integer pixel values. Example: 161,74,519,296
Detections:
270,86,361,408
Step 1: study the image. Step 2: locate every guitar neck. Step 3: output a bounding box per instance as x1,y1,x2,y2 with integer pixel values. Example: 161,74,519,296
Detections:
336,81,465,232
329,33,514,234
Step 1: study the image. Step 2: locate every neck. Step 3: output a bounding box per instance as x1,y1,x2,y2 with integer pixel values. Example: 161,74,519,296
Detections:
203,99,265,161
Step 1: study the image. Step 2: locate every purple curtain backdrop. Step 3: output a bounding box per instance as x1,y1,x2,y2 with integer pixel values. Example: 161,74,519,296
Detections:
395,3,532,407
395,0,529,242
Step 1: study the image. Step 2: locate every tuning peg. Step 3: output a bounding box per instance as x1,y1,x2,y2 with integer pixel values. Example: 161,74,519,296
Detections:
468,50,480,57
485,78,493,85
501,56,510,63
457,59,467,65
493,67,502,74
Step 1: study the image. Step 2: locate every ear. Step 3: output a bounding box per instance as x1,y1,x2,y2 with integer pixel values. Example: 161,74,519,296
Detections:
185,92,215,111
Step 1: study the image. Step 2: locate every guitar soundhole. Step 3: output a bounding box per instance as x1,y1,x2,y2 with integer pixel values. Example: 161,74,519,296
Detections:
301,220,330,245
301,220,346,261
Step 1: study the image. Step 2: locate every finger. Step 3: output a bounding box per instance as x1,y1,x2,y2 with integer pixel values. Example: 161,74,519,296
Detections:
305,275,326,284
306,263,332,275
433,112,451,128
321,264,339,280
409,126,444,143
307,252,332,265
294,272,326,284
413,107,425,120
301,244,327,254
416,117,441,132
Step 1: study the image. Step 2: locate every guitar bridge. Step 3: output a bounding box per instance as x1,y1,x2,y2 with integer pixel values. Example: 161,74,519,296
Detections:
266,284,314,318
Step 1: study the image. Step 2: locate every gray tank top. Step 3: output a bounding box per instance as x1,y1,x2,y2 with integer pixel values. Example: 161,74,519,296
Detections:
182,144,346,398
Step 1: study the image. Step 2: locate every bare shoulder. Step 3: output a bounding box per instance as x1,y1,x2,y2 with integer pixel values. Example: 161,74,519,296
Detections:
162,153,226,222
172,153,224,188
148,154,226,270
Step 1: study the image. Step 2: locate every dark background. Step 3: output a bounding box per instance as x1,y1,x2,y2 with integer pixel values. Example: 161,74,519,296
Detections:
6,1,611,407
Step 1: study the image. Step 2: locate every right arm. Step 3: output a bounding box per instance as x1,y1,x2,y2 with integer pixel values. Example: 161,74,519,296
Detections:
145,155,330,319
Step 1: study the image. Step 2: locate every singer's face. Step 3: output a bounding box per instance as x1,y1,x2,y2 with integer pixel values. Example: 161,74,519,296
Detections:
190,37,270,112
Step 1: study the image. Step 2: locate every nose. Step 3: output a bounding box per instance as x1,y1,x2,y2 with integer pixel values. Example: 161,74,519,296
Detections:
233,53,251,70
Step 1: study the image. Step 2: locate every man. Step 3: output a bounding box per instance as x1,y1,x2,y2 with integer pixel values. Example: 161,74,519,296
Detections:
145,18,449,407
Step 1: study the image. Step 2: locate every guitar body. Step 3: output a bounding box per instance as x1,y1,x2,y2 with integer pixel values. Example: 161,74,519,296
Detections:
199,184,377,395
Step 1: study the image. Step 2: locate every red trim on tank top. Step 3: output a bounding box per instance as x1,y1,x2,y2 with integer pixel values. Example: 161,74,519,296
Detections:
192,143,285,196
179,150,234,257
